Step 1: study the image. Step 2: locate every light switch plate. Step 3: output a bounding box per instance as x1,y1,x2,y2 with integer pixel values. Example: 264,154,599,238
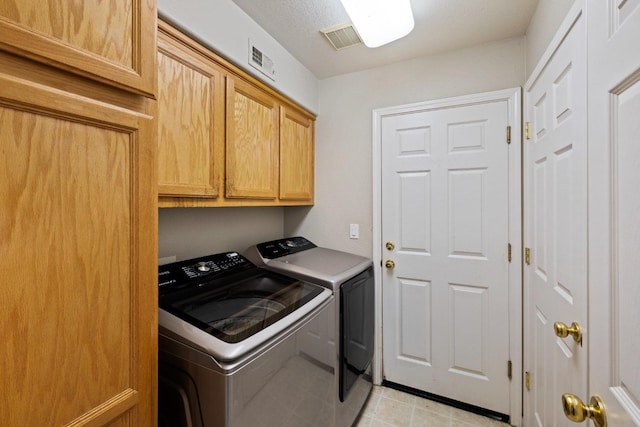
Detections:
349,223,359,239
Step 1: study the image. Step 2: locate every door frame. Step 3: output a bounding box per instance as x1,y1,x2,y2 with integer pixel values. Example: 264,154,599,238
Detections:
372,88,522,425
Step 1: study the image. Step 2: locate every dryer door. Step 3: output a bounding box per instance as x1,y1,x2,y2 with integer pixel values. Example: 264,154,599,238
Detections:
339,266,375,401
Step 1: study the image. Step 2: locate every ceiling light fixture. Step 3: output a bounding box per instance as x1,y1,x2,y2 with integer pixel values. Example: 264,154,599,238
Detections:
339,0,415,48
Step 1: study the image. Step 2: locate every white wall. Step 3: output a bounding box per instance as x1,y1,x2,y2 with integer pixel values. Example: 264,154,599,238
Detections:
159,207,284,261
158,0,319,113
525,0,575,78
157,1,574,262
285,37,526,258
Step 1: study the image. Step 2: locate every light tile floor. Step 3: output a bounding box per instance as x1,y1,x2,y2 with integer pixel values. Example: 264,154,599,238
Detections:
355,386,512,427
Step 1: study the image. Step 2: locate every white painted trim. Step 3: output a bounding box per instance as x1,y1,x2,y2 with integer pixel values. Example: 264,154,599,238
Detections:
372,87,522,425
505,88,523,427
371,103,383,387
524,0,586,92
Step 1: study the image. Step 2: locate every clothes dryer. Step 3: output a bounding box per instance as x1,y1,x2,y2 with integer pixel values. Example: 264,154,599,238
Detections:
246,237,374,427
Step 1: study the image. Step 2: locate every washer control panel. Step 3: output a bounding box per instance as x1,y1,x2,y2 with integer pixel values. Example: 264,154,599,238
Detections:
158,252,252,294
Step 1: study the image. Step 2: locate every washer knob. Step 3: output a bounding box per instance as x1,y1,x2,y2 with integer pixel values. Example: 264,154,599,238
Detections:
197,261,210,272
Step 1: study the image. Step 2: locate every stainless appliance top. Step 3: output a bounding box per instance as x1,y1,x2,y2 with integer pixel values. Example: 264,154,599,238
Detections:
246,237,373,289
158,251,331,364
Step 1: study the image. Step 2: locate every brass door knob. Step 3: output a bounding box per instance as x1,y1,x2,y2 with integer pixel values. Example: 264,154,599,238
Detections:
385,259,395,269
385,241,395,251
554,321,583,345
562,394,607,427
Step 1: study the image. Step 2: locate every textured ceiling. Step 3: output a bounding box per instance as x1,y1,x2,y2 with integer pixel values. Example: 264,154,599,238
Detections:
232,0,540,79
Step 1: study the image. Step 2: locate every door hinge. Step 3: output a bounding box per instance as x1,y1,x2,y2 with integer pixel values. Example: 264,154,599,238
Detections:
507,360,512,380
525,122,531,140
507,243,512,263
506,125,511,144
525,247,531,265
525,371,531,390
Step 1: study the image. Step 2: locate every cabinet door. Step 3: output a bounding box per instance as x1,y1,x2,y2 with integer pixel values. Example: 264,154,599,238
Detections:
226,77,279,199
157,28,223,198
0,0,156,96
280,106,315,202
0,73,156,426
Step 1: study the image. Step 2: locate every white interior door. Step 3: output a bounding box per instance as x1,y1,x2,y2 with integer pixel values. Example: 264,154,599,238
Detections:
587,0,640,425
523,4,588,426
379,90,519,417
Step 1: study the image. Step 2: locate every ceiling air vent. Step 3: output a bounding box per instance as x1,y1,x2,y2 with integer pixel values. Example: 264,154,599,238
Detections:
321,23,362,50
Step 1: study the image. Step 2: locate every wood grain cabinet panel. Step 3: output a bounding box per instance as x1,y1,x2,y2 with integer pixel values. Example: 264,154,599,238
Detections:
279,106,314,201
0,0,156,96
156,23,315,207
226,77,279,199
0,67,156,426
157,27,223,198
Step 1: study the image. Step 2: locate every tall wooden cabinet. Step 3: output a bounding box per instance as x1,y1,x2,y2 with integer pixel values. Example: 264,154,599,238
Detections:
157,20,315,207
0,1,157,426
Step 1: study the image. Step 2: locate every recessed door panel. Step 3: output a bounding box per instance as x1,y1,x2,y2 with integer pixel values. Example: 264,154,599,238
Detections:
449,283,488,378
398,126,431,155
398,172,431,253
398,278,432,363
615,81,640,409
448,168,487,259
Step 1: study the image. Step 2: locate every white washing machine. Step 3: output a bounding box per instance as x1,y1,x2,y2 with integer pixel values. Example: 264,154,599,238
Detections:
245,237,375,427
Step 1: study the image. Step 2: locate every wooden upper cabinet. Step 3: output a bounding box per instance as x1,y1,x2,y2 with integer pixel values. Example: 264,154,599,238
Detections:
157,25,223,198
0,0,157,96
280,105,315,202
156,23,315,207
226,76,279,199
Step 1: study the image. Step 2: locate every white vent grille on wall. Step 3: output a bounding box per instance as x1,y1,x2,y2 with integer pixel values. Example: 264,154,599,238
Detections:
321,24,362,50
248,40,276,81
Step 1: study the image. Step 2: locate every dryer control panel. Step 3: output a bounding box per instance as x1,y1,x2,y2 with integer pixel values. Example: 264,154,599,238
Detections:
256,236,317,259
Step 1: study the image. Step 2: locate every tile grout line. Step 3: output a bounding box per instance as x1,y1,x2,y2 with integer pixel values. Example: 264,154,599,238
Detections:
409,403,416,427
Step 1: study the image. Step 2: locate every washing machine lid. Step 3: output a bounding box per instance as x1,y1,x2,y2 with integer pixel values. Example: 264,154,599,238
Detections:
158,252,331,361
247,237,373,289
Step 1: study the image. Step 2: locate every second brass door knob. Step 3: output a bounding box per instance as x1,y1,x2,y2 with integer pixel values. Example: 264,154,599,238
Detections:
562,394,607,427
554,321,582,345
